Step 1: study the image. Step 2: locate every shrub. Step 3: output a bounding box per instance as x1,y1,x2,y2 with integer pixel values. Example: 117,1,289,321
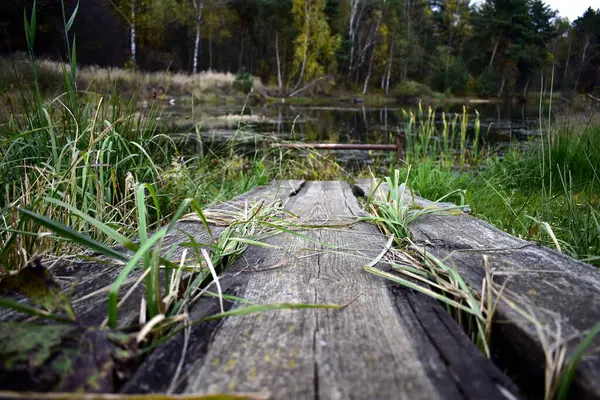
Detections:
234,70,254,93
391,80,433,99
475,67,497,98
446,57,470,95
466,75,477,95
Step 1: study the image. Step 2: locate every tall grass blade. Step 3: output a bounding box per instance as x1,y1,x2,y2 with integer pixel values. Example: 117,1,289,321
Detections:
107,228,167,328
16,206,128,263
557,321,600,400
0,298,75,323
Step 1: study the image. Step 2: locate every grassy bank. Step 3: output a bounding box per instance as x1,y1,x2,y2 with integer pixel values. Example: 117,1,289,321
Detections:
0,52,266,117
0,94,358,272
359,109,600,400
1,52,507,114
396,112,600,266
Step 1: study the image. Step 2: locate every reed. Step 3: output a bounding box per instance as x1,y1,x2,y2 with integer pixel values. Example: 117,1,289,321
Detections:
402,102,483,168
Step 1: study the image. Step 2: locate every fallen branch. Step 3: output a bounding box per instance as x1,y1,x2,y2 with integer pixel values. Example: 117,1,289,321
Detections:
287,75,333,98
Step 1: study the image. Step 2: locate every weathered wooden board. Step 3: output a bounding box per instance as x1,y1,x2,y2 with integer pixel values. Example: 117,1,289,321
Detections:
0,180,305,329
355,178,600,400
125,181,519,399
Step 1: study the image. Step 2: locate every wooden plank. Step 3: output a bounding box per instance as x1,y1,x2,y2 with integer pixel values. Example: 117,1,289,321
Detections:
126,181,519,399
354,178,600,400
0,180,305,329
208,180,305,212
270,143,398,150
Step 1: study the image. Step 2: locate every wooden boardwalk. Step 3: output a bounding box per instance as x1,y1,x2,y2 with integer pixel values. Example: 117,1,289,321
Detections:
123,180,518,399
354,178,600,400
2,180,600,399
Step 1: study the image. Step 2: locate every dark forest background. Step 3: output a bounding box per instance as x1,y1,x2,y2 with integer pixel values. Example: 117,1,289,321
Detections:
1,0,599,98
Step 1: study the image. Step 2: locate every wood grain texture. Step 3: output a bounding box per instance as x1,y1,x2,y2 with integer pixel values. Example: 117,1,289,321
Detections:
0,180,305,329
127,181,519,399
354,178,600,400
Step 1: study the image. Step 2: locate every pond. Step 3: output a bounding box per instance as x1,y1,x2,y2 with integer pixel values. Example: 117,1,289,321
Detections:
160,98,576,163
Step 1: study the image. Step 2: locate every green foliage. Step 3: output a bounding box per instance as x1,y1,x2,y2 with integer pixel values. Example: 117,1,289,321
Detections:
1,2,177,270
401,104,482,167
434,55,471,94
362,167,467,242
446,57,470,95
391,80,433,99
467,0,559,96
2,0,599,97
233,70,254,93
475,67,497,97
124,56,139,71
112,0,189,48
3,0,599,97
572,8,600,92
291,0,341,85
395,116,600,265
362,168,486,356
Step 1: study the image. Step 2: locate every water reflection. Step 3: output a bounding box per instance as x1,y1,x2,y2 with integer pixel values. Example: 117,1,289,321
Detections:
165,99,576,164
179,101,548,141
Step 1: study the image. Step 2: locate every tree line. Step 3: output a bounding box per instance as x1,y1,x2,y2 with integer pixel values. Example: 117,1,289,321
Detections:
2,0,600,98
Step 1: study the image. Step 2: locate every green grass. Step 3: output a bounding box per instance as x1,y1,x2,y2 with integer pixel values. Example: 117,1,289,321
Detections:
401,102,485,168
360,168,491,355
365,98,599,265
0,11,354,387
360,104,600,399
393,115,600,265
361,168,600,400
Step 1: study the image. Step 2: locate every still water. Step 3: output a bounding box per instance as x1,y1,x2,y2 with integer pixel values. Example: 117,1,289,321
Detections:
162,99,579,161
170,101,552,139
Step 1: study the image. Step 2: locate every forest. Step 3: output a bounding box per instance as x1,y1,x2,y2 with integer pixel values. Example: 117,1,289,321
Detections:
2,0,600,99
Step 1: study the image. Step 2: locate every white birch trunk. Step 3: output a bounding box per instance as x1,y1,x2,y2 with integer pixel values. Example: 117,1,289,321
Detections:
489,40,498,69
563,30,572,80
385,42,394,95
348,0,358,75
581,34,590,63
275,32,283,94
347,0,365,77
192,1,204,75
362,13,382,95
523,80,529,98
362,53,374,95
575,34,591,90
497,73,506,97
130,0,136,63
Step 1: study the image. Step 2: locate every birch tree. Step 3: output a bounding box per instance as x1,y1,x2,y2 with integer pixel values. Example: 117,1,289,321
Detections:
347,0,366,76
291,0,340,92
192,0,204,74
110,0,188,66
362,9,384,94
